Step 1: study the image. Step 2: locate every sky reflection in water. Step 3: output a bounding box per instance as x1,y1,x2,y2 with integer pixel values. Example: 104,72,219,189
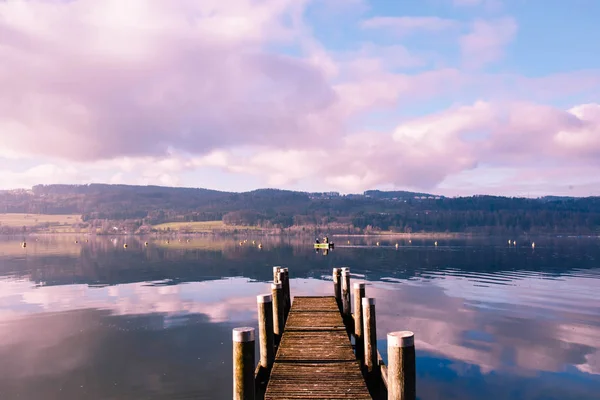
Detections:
0,236,598,399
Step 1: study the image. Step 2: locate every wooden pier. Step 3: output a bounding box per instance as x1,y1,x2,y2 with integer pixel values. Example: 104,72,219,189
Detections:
265,296,371,399
233,267,416,400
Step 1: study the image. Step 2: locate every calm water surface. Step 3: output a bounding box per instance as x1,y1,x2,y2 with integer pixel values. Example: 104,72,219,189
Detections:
0,236,598,399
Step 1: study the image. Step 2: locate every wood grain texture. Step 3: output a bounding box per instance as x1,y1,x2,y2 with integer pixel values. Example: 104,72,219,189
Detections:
265,296,372,400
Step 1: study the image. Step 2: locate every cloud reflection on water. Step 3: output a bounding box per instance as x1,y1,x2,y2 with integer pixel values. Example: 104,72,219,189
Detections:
0,237,599,399
0,270,598,378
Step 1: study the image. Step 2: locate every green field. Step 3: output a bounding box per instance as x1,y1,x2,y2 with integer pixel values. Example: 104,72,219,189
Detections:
152,220,259,232
0,213,82,227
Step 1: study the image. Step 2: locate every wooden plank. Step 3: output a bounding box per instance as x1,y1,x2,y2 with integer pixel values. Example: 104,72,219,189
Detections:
265,296,372,400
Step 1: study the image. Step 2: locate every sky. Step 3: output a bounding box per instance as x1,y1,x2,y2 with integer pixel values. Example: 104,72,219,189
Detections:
0,0,599,196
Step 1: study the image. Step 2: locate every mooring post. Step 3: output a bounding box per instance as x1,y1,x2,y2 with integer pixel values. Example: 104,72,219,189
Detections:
282,267,291,320
276,269,288,323
271,283,284,345
332,267,342,311
273,266,281,283
362,297,378,382
353,282,366,363
233,327,255,400
387,331,416,400
257,294,274,369
341,268,352,330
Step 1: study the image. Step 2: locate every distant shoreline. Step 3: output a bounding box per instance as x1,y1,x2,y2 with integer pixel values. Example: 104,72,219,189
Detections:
3,231,598,239
332,232,465,239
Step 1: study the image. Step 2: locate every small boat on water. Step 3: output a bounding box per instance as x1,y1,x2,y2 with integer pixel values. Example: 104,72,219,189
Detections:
314,236,334,250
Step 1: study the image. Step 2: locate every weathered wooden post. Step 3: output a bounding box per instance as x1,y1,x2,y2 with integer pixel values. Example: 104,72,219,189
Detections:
282,267,291,320
362,297,378,381
271,283,284,345
353,282,366,363
332,267,342,311
273,266,281,283
341,268,352,330
387,331,416,400
257,294,274,369
233,327,255,400
276,269,288,323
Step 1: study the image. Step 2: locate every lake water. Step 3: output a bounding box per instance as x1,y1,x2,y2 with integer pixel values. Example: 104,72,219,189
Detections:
0,235,598,399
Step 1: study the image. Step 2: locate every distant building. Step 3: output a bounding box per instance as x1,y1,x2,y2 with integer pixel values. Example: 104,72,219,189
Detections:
308,191,341,200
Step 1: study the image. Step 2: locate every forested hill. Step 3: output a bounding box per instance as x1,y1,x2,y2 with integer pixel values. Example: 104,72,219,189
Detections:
1,184,600,234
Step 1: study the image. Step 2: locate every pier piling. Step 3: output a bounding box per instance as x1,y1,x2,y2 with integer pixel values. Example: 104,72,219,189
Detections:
333,267,342,311
387,331,416,400
256,294,274,369
233,327,255,400
276,270,288,322
271,283,284,345
363,297,379,382
353,282,366,364
281,267,291,321
341,268,352,326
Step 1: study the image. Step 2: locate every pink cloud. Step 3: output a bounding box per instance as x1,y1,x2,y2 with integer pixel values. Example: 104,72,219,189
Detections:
1,0,600,195
361,16,460,35
208,101,600,192
4,98,599,193
460,17,517,68
393,101,600,164
338,43,426,75
0,0,341,162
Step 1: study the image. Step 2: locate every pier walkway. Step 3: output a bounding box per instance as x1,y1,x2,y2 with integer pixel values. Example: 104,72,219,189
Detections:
264,296,371,399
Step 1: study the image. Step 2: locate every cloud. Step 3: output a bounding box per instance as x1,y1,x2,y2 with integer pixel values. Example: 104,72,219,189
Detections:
391,101,600,166
460,17,518,68
2,99,600,193
361,16,460,35
338,43,426,75
1,0,600,195
203,101,600,192
0,163,92,189
0,0,341,162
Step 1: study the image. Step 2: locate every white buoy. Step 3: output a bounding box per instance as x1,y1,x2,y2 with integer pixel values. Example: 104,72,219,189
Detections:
532,242,535,249
513,240,516,246
395,243,399,249
434,241,438,246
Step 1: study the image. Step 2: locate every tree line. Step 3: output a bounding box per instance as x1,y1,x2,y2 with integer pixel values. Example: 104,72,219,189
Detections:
1,184,599,234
